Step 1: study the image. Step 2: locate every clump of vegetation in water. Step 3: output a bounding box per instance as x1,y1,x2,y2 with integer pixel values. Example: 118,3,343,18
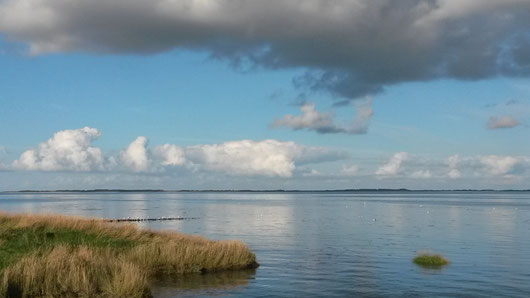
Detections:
0,212,258,297
413,253,449,267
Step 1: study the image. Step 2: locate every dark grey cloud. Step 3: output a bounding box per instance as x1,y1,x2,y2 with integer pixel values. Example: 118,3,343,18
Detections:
1,0,530,100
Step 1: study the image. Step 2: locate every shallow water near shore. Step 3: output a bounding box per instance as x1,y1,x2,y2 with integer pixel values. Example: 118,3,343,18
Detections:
1,191,529,297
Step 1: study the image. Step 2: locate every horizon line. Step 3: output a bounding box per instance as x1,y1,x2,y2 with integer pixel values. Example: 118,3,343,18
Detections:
1,188,530,193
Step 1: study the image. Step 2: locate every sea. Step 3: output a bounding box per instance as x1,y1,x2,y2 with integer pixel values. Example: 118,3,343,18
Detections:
0,191,529,297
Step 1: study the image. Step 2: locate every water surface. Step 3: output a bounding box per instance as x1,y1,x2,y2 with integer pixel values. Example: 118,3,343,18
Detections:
1,191,529,297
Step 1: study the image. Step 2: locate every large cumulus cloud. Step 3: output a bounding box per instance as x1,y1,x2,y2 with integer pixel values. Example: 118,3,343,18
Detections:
119,136,150,172
12,127,104,171
1,0,530,99
13,128,348,176
154,139,348,177
184,140,298,177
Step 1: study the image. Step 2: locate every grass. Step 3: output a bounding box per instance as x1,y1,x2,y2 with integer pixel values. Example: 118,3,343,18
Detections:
413,253,449,267
0,212,258,297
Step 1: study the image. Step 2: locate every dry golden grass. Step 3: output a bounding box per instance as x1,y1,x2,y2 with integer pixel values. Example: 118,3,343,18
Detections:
2,245,149,298
0,212,258,297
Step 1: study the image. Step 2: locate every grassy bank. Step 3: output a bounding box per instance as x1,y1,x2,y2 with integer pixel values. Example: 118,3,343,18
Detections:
0,212,258,297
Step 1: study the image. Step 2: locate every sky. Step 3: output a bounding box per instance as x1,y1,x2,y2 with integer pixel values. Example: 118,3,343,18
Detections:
0,0,530,190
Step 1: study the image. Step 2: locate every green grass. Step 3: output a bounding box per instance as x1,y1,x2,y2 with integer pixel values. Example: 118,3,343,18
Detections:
0,212,258,297
413,253,449,267
0,226,134,270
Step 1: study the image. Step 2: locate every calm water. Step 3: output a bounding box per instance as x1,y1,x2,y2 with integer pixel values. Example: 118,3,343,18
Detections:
1,191,530,297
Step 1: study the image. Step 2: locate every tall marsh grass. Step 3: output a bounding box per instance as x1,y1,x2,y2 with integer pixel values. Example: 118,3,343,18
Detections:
0,212,258,297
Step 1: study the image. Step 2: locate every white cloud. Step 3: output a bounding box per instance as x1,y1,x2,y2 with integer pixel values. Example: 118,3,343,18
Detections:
5,144,530,189
10,127,347,177
170,140,346,177
272,98,373,134
9,127,530,188
480,155,520,176
123,138,347,177
447,154,461,179
185,139,297,177
376,152,409,177
181,139,347,177
410,170,432,179
152,144,186,166
147,139,345,177
119,136,150,172
272,103,338,133
12,127,103,171
444,154,530,179
341,164,359,176
487,116,520,129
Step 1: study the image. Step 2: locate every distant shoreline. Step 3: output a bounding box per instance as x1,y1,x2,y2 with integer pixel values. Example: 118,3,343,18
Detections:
1,188,529,193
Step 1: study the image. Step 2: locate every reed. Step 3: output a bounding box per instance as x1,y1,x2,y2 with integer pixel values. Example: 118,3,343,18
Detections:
0,212,258,297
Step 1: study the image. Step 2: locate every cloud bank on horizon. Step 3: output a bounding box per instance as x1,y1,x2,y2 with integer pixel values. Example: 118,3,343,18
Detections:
12,127,349,178
1,0,530,100
5,127,530,189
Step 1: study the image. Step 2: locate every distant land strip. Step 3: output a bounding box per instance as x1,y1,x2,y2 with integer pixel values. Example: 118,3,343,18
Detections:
1,188,530,193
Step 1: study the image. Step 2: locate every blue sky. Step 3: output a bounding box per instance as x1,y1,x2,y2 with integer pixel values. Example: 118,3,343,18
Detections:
1,0,529,190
